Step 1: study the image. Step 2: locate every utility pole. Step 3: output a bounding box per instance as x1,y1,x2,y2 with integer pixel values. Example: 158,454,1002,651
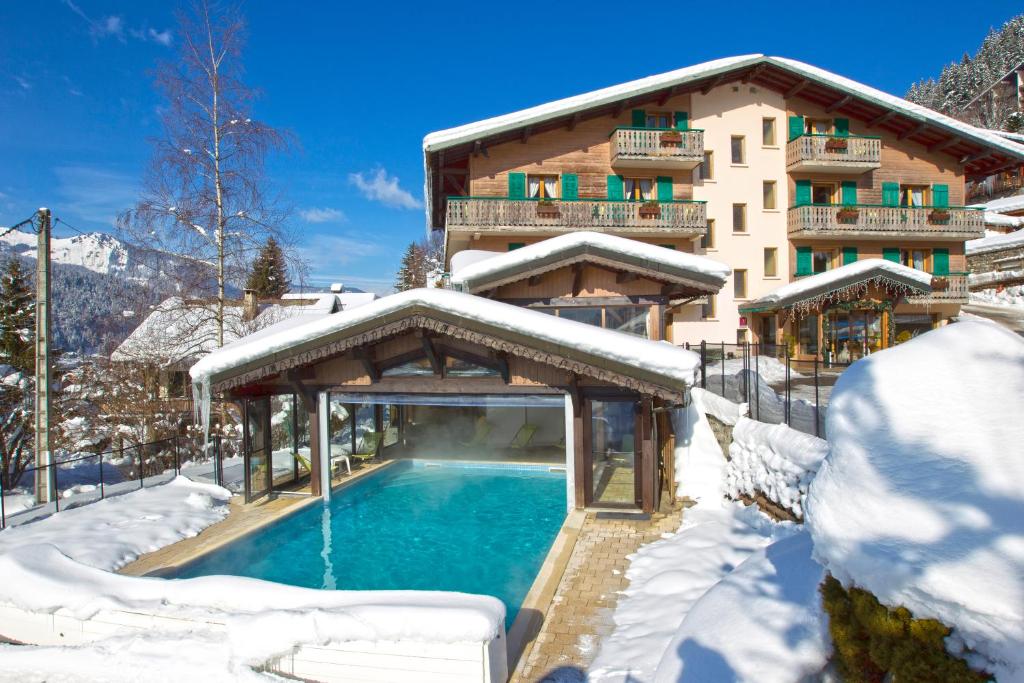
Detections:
34,208,53,504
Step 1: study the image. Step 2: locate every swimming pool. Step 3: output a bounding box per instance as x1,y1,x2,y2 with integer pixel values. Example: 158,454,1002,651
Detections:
173,460,567,629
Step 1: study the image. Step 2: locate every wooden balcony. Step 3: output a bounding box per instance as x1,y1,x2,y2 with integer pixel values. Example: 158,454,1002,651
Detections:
609,127,704,170
787,204,985,240
786,134,881,174
906,273,969,304
446,197,707,237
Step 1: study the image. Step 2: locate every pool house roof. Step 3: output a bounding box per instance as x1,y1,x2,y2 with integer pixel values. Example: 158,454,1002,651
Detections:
449,232,730,295
739,259,934,317
190,288,701,403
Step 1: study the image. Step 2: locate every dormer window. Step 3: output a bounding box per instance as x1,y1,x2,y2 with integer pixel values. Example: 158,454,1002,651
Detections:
527,175,558,199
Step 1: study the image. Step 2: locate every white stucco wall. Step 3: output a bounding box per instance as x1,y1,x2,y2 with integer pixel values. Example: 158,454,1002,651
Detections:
672,84,790,346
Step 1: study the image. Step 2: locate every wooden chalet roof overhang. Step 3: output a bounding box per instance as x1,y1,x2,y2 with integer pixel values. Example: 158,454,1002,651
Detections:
424,56,1024,229
194,291,697,404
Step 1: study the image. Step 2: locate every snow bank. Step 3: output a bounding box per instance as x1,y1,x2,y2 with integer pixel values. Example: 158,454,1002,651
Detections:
0,476,230,571
690,387,746,426
727,417,828,517
970,284,1024,307
652,531,829,683
672,393,727,503
806,320,1024,679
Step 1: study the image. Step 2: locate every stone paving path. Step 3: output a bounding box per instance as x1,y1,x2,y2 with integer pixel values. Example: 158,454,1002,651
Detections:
511,505,682,682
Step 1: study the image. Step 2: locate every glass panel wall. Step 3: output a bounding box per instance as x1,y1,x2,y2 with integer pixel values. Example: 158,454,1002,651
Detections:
270,394,298,487
590,399,637,506
894,314,934,344
245,398,270,501
797,315,819,357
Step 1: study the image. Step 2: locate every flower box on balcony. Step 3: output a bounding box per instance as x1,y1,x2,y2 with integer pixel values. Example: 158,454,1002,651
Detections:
535,201,560,218
836,207,860,224
639,201,661,219
659,131,683,146
824,137,849,152
928,209,951,225
931,276,949,291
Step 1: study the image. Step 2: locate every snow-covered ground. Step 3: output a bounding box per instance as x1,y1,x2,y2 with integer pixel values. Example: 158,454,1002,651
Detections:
970,284,1024,307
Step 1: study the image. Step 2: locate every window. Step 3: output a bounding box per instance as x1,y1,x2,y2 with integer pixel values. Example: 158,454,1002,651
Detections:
552,306,648,338
806,119,832,135
508,242,526,251
732,203,746,232
893,314,935,344
701,218,716,249
812,248,836,274
527,174,558,199
624,177,654,202
797,315,819,356
731,136,745,164
737,329,748,344
734,269,748,299
763,181,777,210
900,248,931,271
645,112,672,129
764,247,778,277
900,185,928,207
698,151,714,180
558,307,603,327
812,183,835,204
702,295,716,320
762,117,776,146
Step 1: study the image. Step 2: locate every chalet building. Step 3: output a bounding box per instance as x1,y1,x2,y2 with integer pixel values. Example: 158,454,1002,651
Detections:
424,54,1024,360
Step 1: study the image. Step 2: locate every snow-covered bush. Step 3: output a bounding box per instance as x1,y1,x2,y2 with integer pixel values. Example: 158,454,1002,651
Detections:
806,320,1024,679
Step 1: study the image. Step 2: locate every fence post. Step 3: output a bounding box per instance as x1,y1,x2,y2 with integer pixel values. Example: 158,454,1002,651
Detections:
174,436,180,476
814,357,821,438
785,350,792,426
214,436,223,488
755,345,761,421
743,342,750,406
53,463,60,513
98,450,105,500
720,341,726,397
138,444,144,489
1,466,5,529
700,341,707,389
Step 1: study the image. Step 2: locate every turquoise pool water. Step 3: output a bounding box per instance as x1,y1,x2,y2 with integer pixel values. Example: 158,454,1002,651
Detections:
173,460,567,629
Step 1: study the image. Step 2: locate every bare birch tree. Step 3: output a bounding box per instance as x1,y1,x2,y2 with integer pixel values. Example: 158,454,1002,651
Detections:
119,0,292,348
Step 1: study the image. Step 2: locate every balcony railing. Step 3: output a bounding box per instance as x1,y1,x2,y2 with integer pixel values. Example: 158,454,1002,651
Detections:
788,204,985,239
446,197,707,234
907,273,969,304
786,134,881,173
610,127,704,169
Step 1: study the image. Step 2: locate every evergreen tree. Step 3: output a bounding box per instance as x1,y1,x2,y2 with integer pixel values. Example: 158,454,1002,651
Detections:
245,237,289,298
0,259,34,373
395,242,426,292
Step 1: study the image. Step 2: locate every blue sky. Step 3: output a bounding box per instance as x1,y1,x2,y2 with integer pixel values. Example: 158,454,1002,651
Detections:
1,1,1022,294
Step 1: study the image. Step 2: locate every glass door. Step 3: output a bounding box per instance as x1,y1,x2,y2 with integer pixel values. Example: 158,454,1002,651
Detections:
245,397,271,502
590,399,639,507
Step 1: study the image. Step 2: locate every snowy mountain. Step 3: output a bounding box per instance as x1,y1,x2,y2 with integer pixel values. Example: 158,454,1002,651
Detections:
0,231,147,281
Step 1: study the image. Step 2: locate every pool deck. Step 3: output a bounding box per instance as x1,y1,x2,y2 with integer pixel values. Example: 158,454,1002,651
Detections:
509,503,684,683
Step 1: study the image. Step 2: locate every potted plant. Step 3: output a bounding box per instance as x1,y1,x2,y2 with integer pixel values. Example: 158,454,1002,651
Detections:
659,130,683,146
931,276,949,291
928,208,951,224
824,137,849,152
836,206,860,224
639,201,661,219
535,200,560,218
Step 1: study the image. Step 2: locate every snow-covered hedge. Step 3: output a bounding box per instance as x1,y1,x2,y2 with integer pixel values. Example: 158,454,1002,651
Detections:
727,417,828,518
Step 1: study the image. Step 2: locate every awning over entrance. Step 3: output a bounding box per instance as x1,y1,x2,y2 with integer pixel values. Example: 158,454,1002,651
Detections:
190,287,701,405
739,259,934,318
450,232,730,295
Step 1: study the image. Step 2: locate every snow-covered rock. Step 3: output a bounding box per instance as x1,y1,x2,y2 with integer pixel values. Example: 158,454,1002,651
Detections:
806,320,1024,680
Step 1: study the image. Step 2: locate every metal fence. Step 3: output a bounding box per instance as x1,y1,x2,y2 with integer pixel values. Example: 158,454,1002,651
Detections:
0,434,234,531
686,342,854,438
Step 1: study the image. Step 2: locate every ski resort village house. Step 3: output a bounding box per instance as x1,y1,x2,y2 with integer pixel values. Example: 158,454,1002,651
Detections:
191,55,1024,511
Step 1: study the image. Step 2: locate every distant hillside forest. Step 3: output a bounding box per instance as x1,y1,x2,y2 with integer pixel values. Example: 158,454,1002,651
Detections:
906,14,1024,131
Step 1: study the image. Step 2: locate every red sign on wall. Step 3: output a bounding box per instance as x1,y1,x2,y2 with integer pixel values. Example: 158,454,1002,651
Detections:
739,316,748,327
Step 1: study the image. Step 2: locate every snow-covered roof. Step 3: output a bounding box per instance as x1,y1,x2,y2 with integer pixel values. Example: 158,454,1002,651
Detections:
806,320,1024,679
423,55,1024,161
973,193,1024,214
968,268,1024,288
983,211,1024,228
190,287,701,399
740,259,933,314
967,229,1024,255
449,232,730,294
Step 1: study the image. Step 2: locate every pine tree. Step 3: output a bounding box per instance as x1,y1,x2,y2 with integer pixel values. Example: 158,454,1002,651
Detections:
245,237,289,298
395,242,426,292
0,259,34,373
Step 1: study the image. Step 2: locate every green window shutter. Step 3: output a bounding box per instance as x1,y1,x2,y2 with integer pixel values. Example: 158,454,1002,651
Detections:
607,174,624,201
796,246,812,276
841,180,858,206
883,247,900,263
508,242,526,251
882,182,900,207
932,184,949,208
656,176,673,202
631,109,646,127
508,172,526,199
788,116,805,141
795,179,812,206
842,246,858,265
933,248,950,275
659,243,677,250
562,173,578,200
674,111,689,131
834,118,850,137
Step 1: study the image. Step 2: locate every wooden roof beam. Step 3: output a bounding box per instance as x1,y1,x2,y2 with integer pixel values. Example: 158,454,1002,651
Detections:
927,137,961,154
898,122,928,141
352,348,380,383
415,329,443,376
866,110,897,128
960,150,991,165
472,140,488,158
567,112,581,131
527,273,543,287
616,271,640,284
571,263,584,297
520,126,532,144
658,85,679,106
825,94,853,113
784,79,809,98
613,100,627,118
741,64,767,84
700,74,727,95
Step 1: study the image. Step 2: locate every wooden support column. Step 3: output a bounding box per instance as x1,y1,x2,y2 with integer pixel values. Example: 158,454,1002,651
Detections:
640,398,656,514
569,380,588,509
656,404,675,507
288,372,321,497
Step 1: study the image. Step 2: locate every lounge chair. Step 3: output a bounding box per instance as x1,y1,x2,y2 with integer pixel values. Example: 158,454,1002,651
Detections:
509,423,538,449
459,418,491,447
350,431,382,465
293,449,351,477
